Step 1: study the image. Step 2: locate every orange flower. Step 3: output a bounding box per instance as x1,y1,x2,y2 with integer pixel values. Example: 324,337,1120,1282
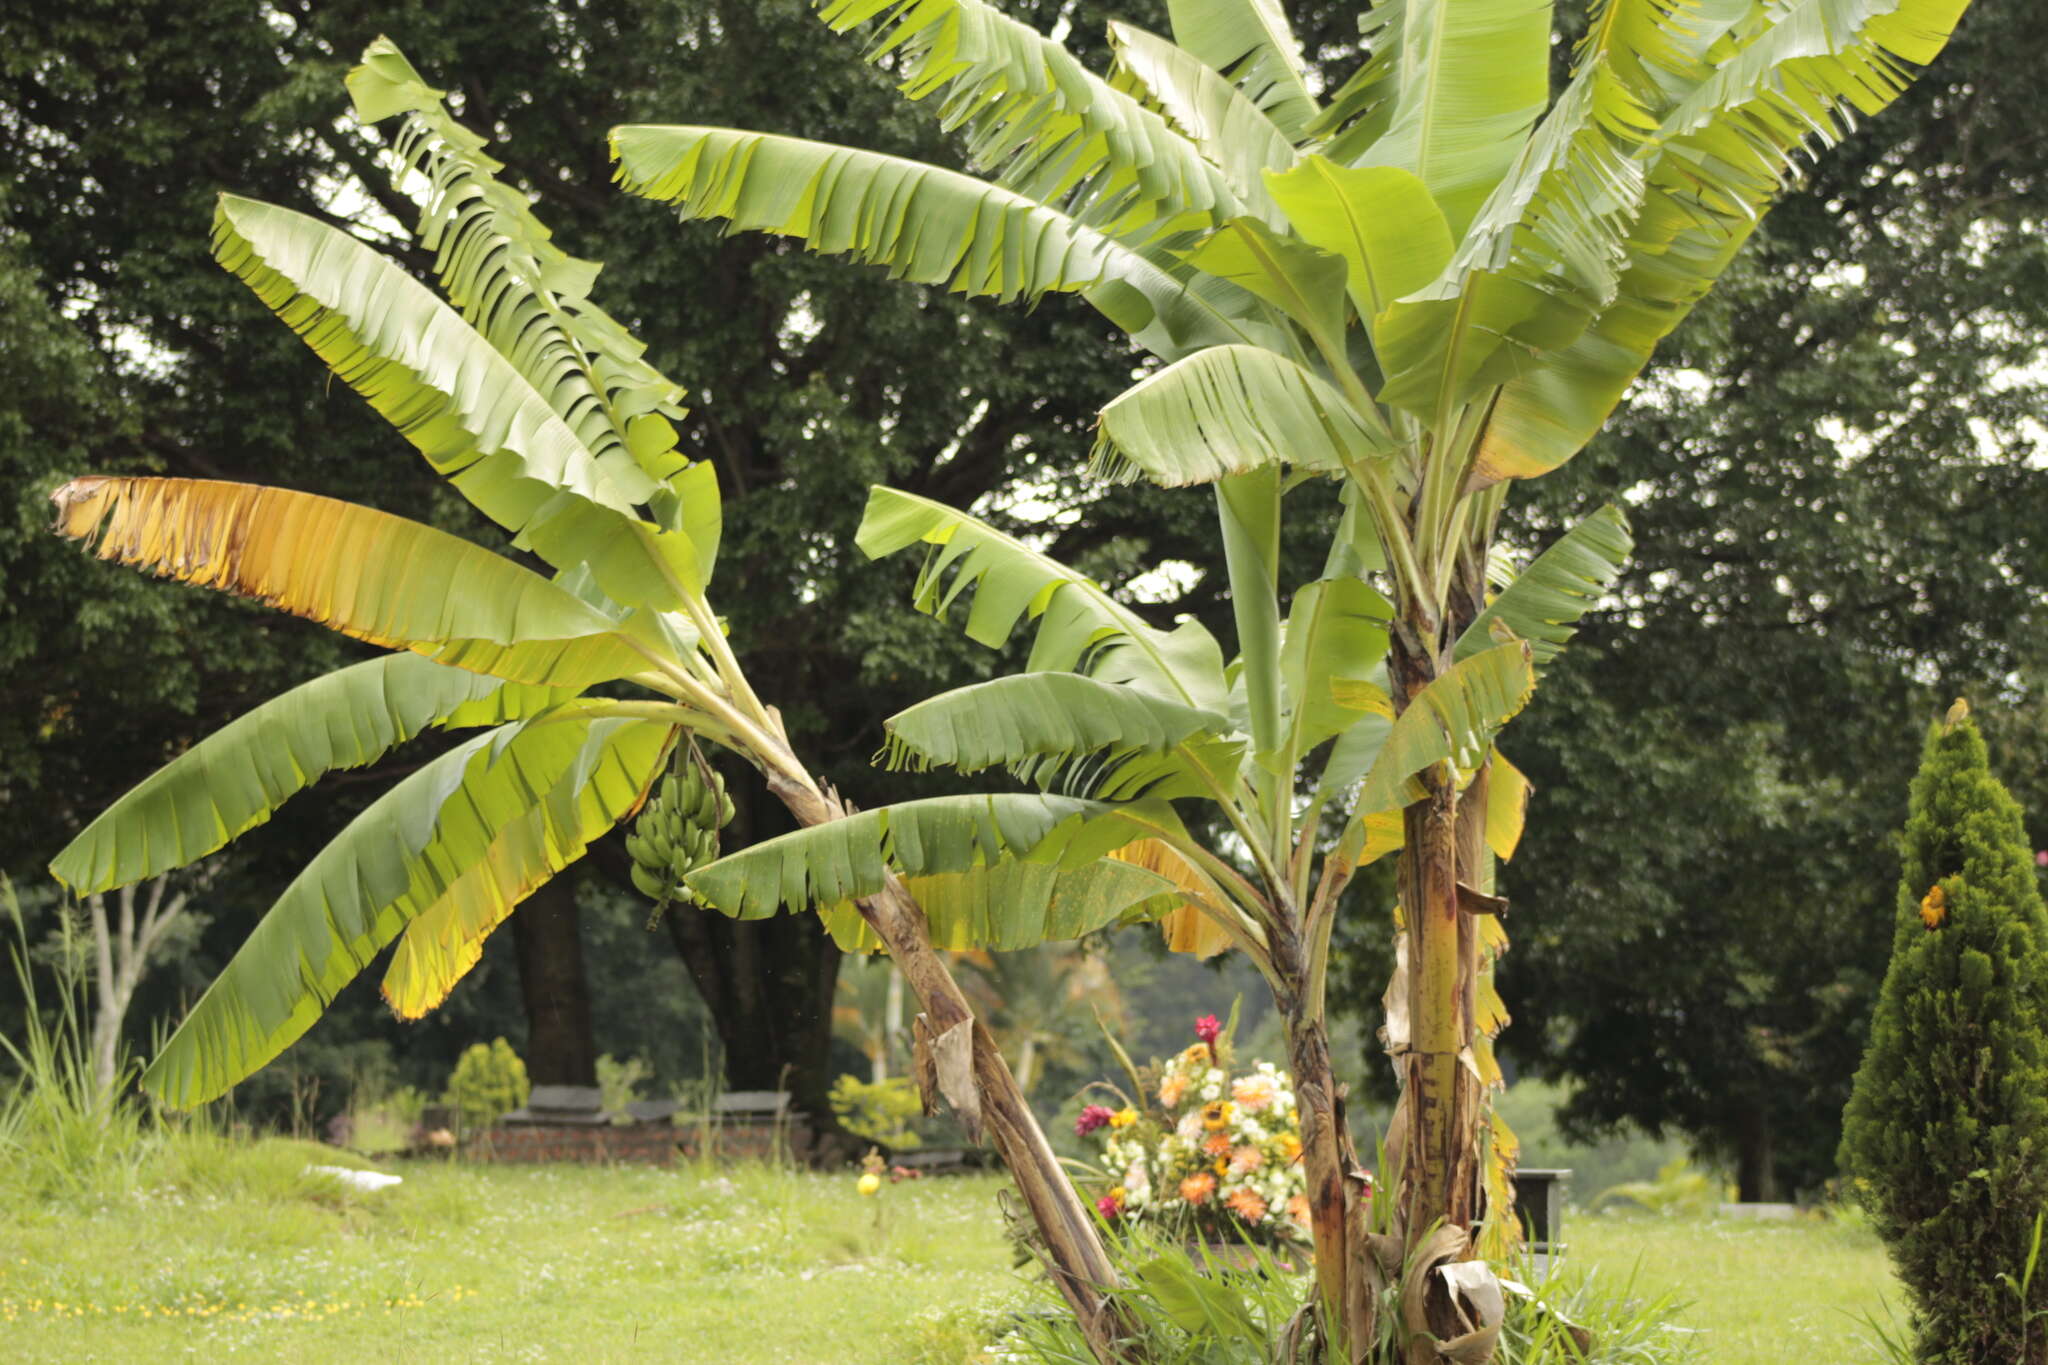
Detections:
1231,1074,1278,1112
1159,1074,1188,1108
1229,1145,1264,1175
1276,1132,1303,1163
1287,1194,1311,1227
1920,884,1947,931
1179,1172,1217,1205
1225,1188,1268,1223
1201,1100,1236,1131
1203,1132,1232,1156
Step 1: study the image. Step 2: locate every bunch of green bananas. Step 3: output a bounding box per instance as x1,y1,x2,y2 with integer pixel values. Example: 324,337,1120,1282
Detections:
626,746,734,920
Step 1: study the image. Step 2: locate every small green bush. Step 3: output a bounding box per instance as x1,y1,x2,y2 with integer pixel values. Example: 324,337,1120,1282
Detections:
443,1038,529,1134
1841,710,2048,1362
829,1073,923,1148
1593,1157,1724,1219
597,1053,651,1124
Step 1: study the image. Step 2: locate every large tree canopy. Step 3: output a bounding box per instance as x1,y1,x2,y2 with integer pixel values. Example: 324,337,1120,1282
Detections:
0,0,1180,1110
1484,1,2048,1199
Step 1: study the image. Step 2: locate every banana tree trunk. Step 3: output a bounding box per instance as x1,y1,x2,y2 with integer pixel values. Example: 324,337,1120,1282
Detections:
1273,920,1378,1360
1388,635,1487,1358
762,767,1136,1364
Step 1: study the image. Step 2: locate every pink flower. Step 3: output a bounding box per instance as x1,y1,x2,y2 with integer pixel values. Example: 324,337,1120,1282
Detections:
2036,850,2047,868
1194,1014,1222,1044
1075,1104,1115,1137
1097,1191,1124,1219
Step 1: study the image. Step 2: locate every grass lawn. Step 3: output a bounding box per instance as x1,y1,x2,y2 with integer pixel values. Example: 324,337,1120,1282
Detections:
1,1139,1026,1364
1,1137,1908,1363
1567,1209,1904,1362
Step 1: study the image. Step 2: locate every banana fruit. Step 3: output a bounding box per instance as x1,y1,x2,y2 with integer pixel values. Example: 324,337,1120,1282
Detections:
626,742,735,925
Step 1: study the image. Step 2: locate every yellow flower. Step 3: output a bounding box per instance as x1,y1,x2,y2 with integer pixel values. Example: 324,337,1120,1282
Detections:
1277,1132,1303,1163
1920,884,1947,931
1201,1100,1236,1131
856,1172,882,1196
1109,1107,1137,1129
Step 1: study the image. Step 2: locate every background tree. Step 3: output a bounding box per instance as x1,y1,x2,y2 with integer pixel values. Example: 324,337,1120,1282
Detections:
960,947,1121,1101
1842,709,2048,1363
0,0,1161,1120
1477,0,2048,1200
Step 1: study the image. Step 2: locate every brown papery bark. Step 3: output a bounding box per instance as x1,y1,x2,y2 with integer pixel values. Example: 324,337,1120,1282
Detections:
1273,910,1378,1360
762,767,1137,1364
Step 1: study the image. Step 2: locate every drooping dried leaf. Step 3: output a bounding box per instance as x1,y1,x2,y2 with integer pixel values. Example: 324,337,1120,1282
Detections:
1113,838,1233,958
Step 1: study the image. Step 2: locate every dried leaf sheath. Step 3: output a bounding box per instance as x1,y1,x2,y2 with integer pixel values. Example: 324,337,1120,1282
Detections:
1110,837,1234,958
51,476,650,688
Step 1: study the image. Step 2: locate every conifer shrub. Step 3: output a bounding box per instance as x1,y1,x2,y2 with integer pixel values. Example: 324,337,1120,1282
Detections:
444,1038,530,1136
1841,707,2048,1362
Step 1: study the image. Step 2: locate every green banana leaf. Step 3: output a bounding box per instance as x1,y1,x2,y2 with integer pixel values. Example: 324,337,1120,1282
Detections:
143,711,670,1108
856,487,1230,714
50,654,575,896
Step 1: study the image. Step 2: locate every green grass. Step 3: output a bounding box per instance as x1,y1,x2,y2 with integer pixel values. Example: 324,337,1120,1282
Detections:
1,1141,1024,1363
0,1132,1906,1364
1567,1209,1903,1363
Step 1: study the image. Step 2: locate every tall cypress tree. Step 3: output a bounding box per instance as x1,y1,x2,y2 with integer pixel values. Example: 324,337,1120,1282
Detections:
1842,706,2048,1363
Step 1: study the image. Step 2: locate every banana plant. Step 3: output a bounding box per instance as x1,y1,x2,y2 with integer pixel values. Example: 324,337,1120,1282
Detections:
610,0,1972,1356
44,41,1164,1359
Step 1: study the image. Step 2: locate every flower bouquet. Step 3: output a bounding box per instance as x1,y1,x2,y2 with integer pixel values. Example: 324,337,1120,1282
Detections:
1076,1012,1333,1248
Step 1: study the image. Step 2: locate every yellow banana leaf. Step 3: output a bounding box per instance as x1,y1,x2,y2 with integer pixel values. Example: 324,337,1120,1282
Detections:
53,476,657,689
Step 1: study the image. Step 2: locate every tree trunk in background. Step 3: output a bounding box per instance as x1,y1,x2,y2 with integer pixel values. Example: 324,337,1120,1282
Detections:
1735,1104,1779,1203
664,906,842,1122
511,875,598,1087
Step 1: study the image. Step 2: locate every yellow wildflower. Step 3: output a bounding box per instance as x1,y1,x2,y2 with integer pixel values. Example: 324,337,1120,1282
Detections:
1201,1100,1236,1131
1109,1107,1137,1129
856,1172,882,1196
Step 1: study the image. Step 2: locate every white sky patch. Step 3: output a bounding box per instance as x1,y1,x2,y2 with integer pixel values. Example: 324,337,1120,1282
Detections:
973,475,1080,538
928,396,992,471
1124,558,1201,604
780,290,823,348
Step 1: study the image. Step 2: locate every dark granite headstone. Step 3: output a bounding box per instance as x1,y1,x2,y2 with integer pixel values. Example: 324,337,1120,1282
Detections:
501,1084,609,1127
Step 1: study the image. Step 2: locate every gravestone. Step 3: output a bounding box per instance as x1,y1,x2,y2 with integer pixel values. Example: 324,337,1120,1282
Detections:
501,1085,608,1126
1514,1167,1571,1276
